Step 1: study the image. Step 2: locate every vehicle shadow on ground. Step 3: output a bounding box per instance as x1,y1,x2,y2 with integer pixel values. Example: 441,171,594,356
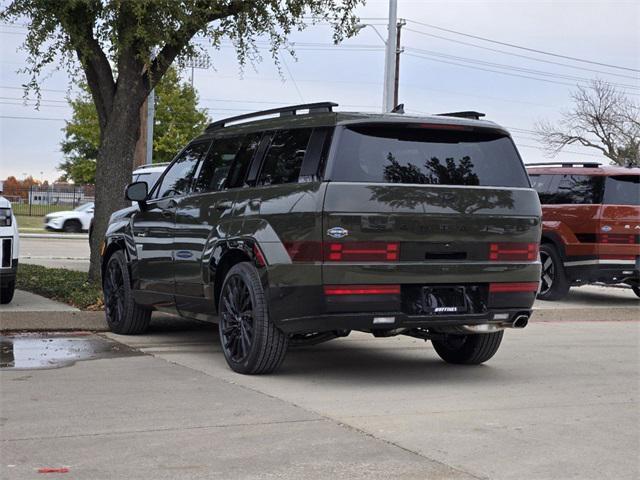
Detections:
140,315,519,385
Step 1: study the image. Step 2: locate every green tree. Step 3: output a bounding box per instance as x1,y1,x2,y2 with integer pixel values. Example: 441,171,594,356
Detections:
1,0,362,280
60,69,209,184
153,67,209,163
59,89,100,185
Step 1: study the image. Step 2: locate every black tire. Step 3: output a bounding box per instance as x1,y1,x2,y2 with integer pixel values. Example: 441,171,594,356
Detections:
632,285,640,298
0,281,15,304
103,250,151,334
218,262,288,374
537,243,570,301
63,219,82,233
432,331,504,365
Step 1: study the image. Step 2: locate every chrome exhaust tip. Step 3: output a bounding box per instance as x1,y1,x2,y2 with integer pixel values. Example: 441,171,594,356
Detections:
511,314,529,329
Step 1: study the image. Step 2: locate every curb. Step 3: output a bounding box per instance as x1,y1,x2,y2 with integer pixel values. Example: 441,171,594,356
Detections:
20,233,89,239
0,311,108,331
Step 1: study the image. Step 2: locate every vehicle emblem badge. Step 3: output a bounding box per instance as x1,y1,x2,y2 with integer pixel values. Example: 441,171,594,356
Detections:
327,227,349,239
601,225,612,232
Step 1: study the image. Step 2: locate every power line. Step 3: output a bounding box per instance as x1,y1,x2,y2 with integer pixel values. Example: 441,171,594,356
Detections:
405,19,639,73
403,27,639,81
0,115,67,121
404,46,640,90
405,52,640,94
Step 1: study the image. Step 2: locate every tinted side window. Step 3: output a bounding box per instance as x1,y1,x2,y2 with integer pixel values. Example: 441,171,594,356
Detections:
259,129,313,185
154,142,210,198
227,133,263,189
194,137,243,192
545,174,603,204
603,175,640,205
529,174,557,204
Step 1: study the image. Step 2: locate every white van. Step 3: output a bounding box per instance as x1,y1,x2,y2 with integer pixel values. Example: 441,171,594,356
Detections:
0,195,19,303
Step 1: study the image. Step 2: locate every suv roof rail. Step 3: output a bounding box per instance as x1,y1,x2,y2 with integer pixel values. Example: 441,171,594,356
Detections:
206,102,339,132
134,162,170,170
436,111,485,120
526,162,602,168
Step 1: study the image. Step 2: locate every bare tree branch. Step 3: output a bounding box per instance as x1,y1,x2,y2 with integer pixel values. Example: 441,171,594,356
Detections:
536,79,640,166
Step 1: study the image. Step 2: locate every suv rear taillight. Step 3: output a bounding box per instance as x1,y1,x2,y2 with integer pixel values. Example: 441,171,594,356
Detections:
598,234,637,244
489,282,539,293
324,284,401,295
325,242,399,262
489,243,538,261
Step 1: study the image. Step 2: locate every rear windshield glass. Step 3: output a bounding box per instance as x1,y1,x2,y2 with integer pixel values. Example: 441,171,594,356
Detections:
331,125,529,187
603,175,640,205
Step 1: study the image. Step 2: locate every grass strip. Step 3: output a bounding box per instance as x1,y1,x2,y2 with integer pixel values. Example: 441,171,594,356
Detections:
16,263,103,310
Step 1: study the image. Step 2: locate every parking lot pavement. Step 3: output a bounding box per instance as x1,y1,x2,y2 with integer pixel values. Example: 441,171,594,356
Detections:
19,235,90,272
103,319,639,480
1,331,474,480
534,284,638,308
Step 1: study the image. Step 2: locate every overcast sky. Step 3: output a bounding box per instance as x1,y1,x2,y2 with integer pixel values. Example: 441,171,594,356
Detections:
1,0,638,182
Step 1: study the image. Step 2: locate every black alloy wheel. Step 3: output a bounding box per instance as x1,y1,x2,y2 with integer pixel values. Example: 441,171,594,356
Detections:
218,262,288,374
104,257,126,327
219,274,255,364
103,250,151,334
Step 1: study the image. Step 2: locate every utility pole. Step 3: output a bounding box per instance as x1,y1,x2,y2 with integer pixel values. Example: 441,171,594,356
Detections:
134,49,157,167
382,0,398,112
145,88,155,165
133,81,155,167
393,19,406,109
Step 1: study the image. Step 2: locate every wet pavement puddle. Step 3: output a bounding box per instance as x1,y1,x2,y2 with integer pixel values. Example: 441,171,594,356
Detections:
0,333,143,370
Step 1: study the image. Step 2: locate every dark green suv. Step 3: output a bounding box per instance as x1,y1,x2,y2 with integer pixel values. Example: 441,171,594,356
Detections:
101,102,541,374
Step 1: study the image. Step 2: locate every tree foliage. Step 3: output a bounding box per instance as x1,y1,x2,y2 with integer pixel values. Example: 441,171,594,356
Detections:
60,68,209,184
536,80,640,166
1,0,363,280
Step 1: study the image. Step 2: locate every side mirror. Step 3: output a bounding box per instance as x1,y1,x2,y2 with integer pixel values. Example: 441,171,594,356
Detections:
125,181,148,203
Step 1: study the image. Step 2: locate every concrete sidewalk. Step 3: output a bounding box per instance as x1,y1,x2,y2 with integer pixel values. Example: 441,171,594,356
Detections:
1,332,469,480
0,290,106,331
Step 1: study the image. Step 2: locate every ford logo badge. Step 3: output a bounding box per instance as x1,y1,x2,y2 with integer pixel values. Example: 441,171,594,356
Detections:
327,227,349,239
601,225,612,232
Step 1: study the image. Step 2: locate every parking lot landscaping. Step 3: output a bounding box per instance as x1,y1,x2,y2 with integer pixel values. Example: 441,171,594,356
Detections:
15,263,102,310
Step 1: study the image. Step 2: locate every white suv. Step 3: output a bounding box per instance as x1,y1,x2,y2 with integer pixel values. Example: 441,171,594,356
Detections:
44,202,94,233
0,195,19,303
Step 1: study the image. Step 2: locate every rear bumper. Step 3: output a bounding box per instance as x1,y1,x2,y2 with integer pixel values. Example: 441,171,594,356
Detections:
268,284,536,334
277,309,533,334
564,257,640,285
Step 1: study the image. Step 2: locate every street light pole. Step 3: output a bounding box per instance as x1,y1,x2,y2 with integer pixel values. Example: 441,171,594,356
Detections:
382,0,398,112
393,19,406,109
